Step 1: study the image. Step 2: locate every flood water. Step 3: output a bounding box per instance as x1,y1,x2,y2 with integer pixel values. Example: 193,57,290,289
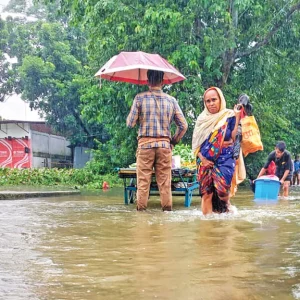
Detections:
1,187,300,300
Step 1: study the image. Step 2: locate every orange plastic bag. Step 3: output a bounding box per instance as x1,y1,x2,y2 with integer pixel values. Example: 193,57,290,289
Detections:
240,115,263,157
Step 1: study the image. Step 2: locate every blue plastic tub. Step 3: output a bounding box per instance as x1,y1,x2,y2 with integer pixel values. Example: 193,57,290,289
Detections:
254,178,280,201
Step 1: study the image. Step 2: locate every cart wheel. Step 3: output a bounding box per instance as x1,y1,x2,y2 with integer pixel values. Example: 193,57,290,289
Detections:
129,178,136,204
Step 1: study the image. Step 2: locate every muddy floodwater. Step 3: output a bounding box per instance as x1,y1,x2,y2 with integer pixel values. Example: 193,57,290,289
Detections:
1,186,300,300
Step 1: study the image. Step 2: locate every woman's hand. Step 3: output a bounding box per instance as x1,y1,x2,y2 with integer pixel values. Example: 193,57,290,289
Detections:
198,152,214,168
233,104,242,119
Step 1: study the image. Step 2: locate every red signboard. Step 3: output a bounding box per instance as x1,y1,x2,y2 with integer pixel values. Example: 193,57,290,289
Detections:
0,138,31,168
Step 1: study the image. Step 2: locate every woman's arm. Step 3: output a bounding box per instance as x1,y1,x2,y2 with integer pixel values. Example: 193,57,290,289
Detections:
231,105,242,141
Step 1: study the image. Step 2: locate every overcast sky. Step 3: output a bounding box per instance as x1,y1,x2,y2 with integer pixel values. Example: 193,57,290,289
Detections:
0,95,43,121
0,0,9,11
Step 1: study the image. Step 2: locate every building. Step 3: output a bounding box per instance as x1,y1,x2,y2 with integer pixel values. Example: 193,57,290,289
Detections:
0,120,72,168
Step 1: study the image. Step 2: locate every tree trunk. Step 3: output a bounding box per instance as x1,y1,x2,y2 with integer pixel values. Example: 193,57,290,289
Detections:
220,49,236,88
218,0,238,88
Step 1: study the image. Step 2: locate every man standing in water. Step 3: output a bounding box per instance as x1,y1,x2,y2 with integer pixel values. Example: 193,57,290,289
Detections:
257,141,292,197
126,70,188,211
293,155,300,186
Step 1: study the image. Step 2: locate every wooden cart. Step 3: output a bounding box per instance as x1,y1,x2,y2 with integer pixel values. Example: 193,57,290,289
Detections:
117,168,199,207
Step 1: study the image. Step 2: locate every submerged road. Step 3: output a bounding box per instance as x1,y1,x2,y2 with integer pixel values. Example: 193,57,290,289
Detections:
0,190,80,200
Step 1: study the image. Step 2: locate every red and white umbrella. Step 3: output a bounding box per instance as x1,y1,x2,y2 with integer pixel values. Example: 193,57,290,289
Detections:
95,51,186,85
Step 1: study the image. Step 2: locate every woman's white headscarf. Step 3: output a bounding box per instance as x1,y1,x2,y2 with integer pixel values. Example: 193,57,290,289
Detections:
192,87,234,152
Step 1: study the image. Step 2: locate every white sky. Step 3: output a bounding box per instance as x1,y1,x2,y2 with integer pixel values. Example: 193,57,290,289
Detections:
0,94,43,121
0,0,9,11
0,0,44,121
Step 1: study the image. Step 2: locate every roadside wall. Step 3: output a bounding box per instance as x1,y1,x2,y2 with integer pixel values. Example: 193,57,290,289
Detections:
31,131,72,168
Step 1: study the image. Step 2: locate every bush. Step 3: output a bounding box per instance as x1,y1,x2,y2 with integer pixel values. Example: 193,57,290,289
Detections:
0,167,122,189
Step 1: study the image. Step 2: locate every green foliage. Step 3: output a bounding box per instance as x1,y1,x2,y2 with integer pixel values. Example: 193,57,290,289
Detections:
3,13,106,146
0,167,122,189
244,151,267,180
172,144,195,163
3,0,27,13
2,0,300,176
53,0,300,172
0,18,14,102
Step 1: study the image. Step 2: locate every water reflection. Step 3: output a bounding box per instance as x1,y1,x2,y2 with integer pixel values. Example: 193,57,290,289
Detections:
0,187,300,299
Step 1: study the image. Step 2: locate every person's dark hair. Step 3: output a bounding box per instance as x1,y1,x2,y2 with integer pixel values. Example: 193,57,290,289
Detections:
276,141,286,152
147,70,164,86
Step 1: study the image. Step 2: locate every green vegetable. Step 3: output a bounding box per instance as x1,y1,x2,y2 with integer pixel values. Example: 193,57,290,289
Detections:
172,144,195,163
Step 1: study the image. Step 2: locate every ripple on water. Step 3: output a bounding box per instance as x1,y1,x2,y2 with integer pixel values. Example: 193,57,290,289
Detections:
293,284,300,299
280,266,298,278
97,205,132,213
86,199,300,226
164,204,299,222
0,189,300,300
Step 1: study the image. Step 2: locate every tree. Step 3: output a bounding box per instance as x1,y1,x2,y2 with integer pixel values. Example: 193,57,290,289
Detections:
2,1,108,146
3,0,27,14
52,0,300,170
2,0,299,172
0,18,14,102
15,21,97,144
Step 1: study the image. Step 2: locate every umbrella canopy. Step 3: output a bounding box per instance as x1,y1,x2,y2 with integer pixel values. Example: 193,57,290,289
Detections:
95,51,186,85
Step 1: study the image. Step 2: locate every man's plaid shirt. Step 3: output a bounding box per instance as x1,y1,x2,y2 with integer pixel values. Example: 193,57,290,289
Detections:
126,87,188,149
